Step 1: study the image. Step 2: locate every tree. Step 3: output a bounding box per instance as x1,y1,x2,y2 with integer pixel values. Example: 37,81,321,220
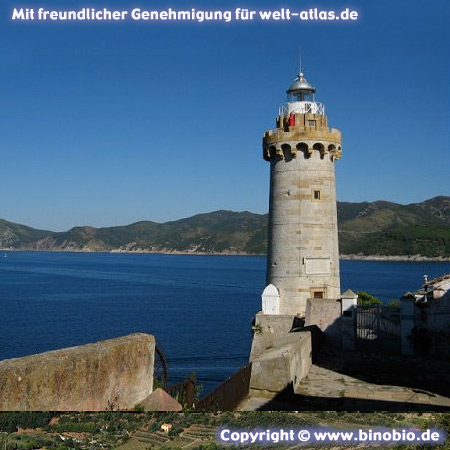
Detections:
357,291,383,306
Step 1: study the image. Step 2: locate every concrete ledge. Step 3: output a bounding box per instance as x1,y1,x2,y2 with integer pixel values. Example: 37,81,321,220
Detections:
250,331,312,394
250,312,302,360
248,388,278,400
0,333,155,411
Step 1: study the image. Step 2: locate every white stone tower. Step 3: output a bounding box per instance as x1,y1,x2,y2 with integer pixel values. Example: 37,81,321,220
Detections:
261,68,342,318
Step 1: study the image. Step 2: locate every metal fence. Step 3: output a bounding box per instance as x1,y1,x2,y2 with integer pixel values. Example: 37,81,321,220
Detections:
356,305,401,354
196,364,252,411
167,373,196,409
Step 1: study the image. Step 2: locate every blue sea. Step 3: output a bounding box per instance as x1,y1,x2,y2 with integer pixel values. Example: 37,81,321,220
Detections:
0,252,448,394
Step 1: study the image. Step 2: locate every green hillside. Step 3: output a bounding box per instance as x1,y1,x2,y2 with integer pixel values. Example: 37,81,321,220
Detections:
0,219,53,248
337,196,450,256
0,196,449,258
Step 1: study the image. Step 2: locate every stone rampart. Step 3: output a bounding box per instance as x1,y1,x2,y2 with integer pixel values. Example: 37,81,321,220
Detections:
250,331,312,397
249,313,312,396
305,298,341,346
0,333,155,411
250,313,300,360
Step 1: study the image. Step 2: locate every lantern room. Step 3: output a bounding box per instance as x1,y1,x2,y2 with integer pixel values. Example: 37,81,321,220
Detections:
280,70,325,116
286,71,316,102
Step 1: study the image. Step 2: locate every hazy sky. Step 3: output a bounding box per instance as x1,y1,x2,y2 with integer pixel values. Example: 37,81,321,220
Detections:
1,0,449,231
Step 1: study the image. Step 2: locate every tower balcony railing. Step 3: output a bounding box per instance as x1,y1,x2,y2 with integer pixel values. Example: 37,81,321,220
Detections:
279,101,325,116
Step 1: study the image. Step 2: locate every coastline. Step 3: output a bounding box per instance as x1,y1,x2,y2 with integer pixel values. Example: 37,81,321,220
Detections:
339,254,450,262
1,248,449,262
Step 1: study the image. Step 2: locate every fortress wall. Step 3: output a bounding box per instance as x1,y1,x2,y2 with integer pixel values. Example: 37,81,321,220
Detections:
249,313,312,396
0,333,155,411
305,298,342,346
250,313,298,361
249,331,312,396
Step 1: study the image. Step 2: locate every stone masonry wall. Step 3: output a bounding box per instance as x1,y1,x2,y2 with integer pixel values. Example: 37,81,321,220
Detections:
263,115,341,317
250,331,312,396
305,298,341,347
249,313,312,396
0,333,155,411
250,313,299,361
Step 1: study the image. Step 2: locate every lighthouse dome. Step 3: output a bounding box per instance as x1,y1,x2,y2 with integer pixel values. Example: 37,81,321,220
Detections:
280,69,324,115
286,72,315,95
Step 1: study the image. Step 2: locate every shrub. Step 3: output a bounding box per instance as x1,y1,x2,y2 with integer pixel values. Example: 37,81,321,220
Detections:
357,291,383,306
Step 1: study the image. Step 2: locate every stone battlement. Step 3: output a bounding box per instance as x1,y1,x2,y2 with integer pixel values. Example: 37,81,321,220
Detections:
263,114,341,161
0,333,155,411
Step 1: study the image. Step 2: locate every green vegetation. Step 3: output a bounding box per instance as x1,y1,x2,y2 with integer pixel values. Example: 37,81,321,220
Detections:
0,412,448,449
0,219,52,248
1,433,58,450
339,225,450,257
357,291,383,306
51,421,99,434
431,413,450,449
0,196,449,257
0,412,53,433
391,413,450,450
389,299,401,307
337,196,450,257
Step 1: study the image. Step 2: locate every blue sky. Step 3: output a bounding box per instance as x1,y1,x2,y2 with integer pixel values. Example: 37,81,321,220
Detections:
1,0,449,231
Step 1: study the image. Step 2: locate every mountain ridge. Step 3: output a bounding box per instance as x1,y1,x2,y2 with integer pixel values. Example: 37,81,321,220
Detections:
1,197,449,258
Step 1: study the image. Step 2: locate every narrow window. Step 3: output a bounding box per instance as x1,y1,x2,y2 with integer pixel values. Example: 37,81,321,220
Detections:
313,291,324,299
313,190,321,200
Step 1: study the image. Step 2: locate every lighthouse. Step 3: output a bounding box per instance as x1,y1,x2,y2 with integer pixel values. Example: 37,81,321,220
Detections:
261,68,342,318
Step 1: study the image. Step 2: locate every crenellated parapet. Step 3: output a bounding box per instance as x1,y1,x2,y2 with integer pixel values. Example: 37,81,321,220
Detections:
263,113,342,162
